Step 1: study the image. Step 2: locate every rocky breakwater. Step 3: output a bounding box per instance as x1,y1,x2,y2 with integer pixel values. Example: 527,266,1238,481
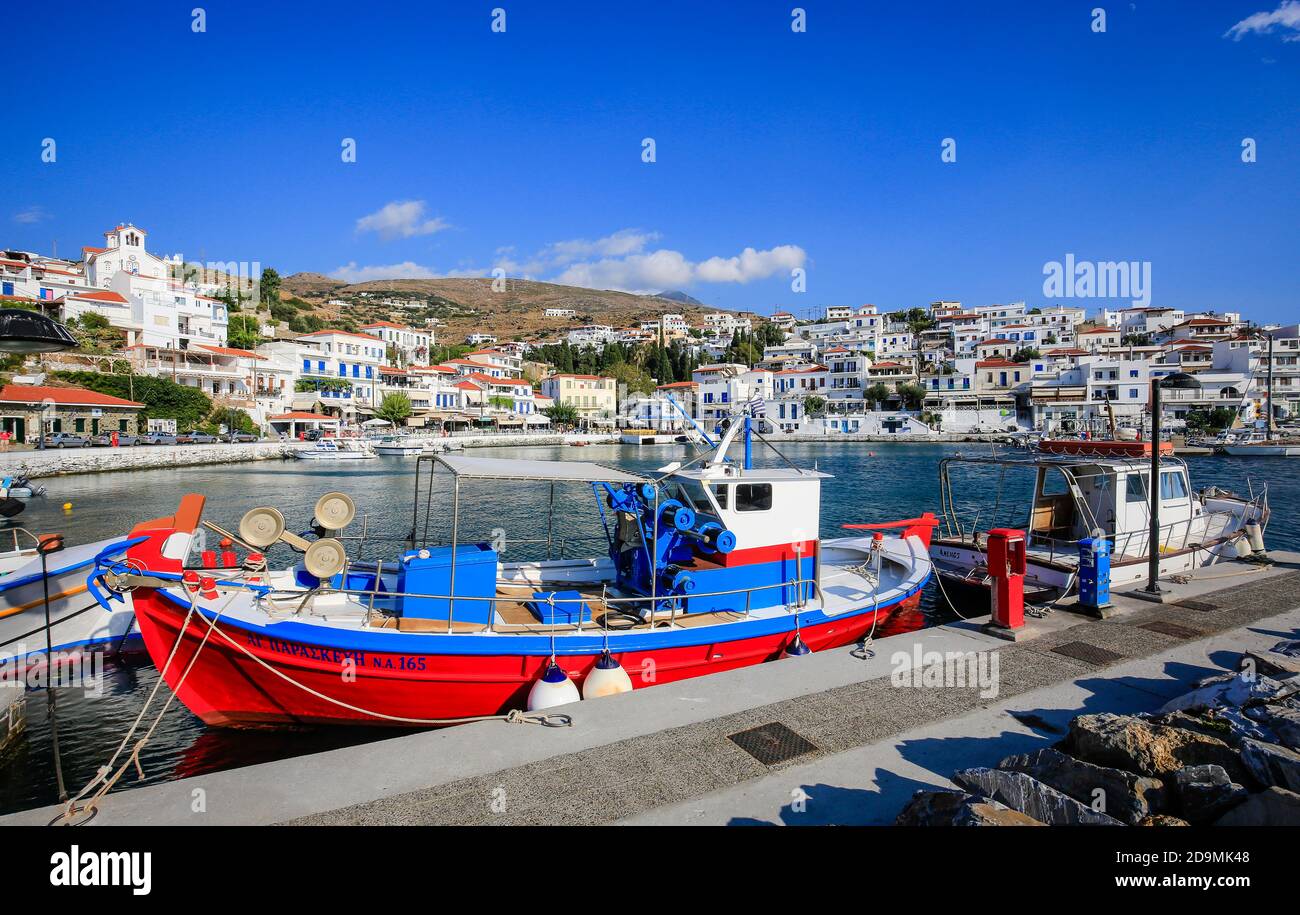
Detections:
897,636,1300,826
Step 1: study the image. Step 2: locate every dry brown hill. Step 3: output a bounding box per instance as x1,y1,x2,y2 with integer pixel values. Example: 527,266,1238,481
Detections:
280,274,737,342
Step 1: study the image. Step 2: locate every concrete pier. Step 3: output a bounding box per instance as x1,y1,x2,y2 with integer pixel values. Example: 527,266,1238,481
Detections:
3,553,1297,826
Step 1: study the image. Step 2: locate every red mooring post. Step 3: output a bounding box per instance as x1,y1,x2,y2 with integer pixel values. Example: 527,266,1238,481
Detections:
984,528,1026,640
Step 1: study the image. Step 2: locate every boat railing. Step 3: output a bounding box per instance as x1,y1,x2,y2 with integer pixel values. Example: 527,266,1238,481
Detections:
0,526,42,555
268,573,828,636
1027,513,1214,563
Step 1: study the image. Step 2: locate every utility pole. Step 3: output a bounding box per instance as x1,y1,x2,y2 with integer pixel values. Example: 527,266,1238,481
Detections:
1266,332,1275,440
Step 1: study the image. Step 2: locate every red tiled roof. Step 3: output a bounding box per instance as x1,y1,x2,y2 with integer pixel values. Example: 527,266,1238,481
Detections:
656,381,698,389
974,338,1012,347
976,358,1028,368
0,384,144,408
197,344,264,360
269,411,337,421
361,321,412,331
774,365,827,375
1079,327,1119,335
70,289,128,304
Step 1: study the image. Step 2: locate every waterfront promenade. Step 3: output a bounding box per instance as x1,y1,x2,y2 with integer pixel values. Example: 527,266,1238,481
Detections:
0,431,1014,479
5,551,1296,826
0,433,616,478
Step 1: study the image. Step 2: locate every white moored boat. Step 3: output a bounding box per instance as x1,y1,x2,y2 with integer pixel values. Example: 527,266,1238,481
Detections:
0,527,140,666
292,439,377,460
372,437,424,457
930,452,1269,607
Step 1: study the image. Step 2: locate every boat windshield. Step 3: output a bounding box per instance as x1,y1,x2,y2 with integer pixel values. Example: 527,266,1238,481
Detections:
665,477,722,521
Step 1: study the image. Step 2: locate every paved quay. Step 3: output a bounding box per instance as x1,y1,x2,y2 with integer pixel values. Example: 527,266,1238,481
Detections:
3,553,1297,826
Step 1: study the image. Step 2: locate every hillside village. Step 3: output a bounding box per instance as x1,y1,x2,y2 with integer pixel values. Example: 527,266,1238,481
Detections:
0,222,1295,443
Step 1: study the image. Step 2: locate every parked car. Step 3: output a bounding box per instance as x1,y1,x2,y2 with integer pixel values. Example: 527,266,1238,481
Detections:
179,432,218,444
140,432,178,446
43,433,89,448
222,431,259,443
89,432,139,447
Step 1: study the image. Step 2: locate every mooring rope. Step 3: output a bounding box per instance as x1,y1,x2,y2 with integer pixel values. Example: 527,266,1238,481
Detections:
49,572,571,826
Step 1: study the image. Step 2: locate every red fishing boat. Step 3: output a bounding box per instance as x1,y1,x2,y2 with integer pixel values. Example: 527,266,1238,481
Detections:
98,419,933,728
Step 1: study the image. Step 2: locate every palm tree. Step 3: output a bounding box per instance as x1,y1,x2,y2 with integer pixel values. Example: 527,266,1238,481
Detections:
543,402,580,429
375,392,412,427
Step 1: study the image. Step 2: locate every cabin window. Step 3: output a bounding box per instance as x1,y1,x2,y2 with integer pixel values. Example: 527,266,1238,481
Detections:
712,484,729,510
1125,474,1147,503
1160,471,1188,502
735,483,772,512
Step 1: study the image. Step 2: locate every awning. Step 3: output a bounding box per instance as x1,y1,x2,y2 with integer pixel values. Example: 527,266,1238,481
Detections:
435,454,646,484
496,416,525,426
524,414,552,425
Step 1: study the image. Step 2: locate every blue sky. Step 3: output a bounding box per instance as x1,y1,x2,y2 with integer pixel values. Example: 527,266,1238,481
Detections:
3,1,1297,321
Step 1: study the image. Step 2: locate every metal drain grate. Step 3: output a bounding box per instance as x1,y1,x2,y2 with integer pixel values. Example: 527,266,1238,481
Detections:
1139,620,1204,639
1050,641,1126,666
1173,600,1221,612
728,721,819,766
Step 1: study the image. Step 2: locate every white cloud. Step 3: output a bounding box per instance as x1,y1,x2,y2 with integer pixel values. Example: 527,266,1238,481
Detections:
542,229,661,265
1225,1,1300,41
354,200,451,240
548,242,806,294
695,245,807,283
12,206,49,224
554,250,695,293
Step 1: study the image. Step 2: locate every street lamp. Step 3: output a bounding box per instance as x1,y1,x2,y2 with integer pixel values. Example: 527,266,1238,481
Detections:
1139,370,1201,599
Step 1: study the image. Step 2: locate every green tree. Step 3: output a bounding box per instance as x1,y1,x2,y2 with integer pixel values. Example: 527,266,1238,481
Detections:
543,402,579,427
374,392,413,426
258,267,282,313
1011,347,1041,363
53,370,212,431
607,361,654,395
227,314,261,349
804,394,827,418
210,406,256,434
488,394,515,411
864,382,891,408
896,382,927,411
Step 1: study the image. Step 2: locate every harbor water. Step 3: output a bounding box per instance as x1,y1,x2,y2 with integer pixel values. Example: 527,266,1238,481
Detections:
1,442,1296,815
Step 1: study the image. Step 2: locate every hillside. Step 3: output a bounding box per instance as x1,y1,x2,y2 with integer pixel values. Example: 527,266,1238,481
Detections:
279,274,733,342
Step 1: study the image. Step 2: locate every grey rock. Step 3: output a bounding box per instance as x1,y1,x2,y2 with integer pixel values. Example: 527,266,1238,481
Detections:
1172,764,1248,823
1067,713,1250,783
1159,670,1300,716
953,767,1123,826
1246,703,1300,750
1245,648,1300,679
895,789,1045,826
1271,638,1300,659
997,747,1165,825
1239,738,1300,792
1214,787,1300,826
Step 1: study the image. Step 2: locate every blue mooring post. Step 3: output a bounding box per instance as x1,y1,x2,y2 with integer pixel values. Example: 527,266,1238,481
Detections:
743,415,752,469
1078,536,1113,616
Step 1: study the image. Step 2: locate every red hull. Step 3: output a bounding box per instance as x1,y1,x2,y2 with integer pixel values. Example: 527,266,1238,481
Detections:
132,588,918,728
1038,439,1172,458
